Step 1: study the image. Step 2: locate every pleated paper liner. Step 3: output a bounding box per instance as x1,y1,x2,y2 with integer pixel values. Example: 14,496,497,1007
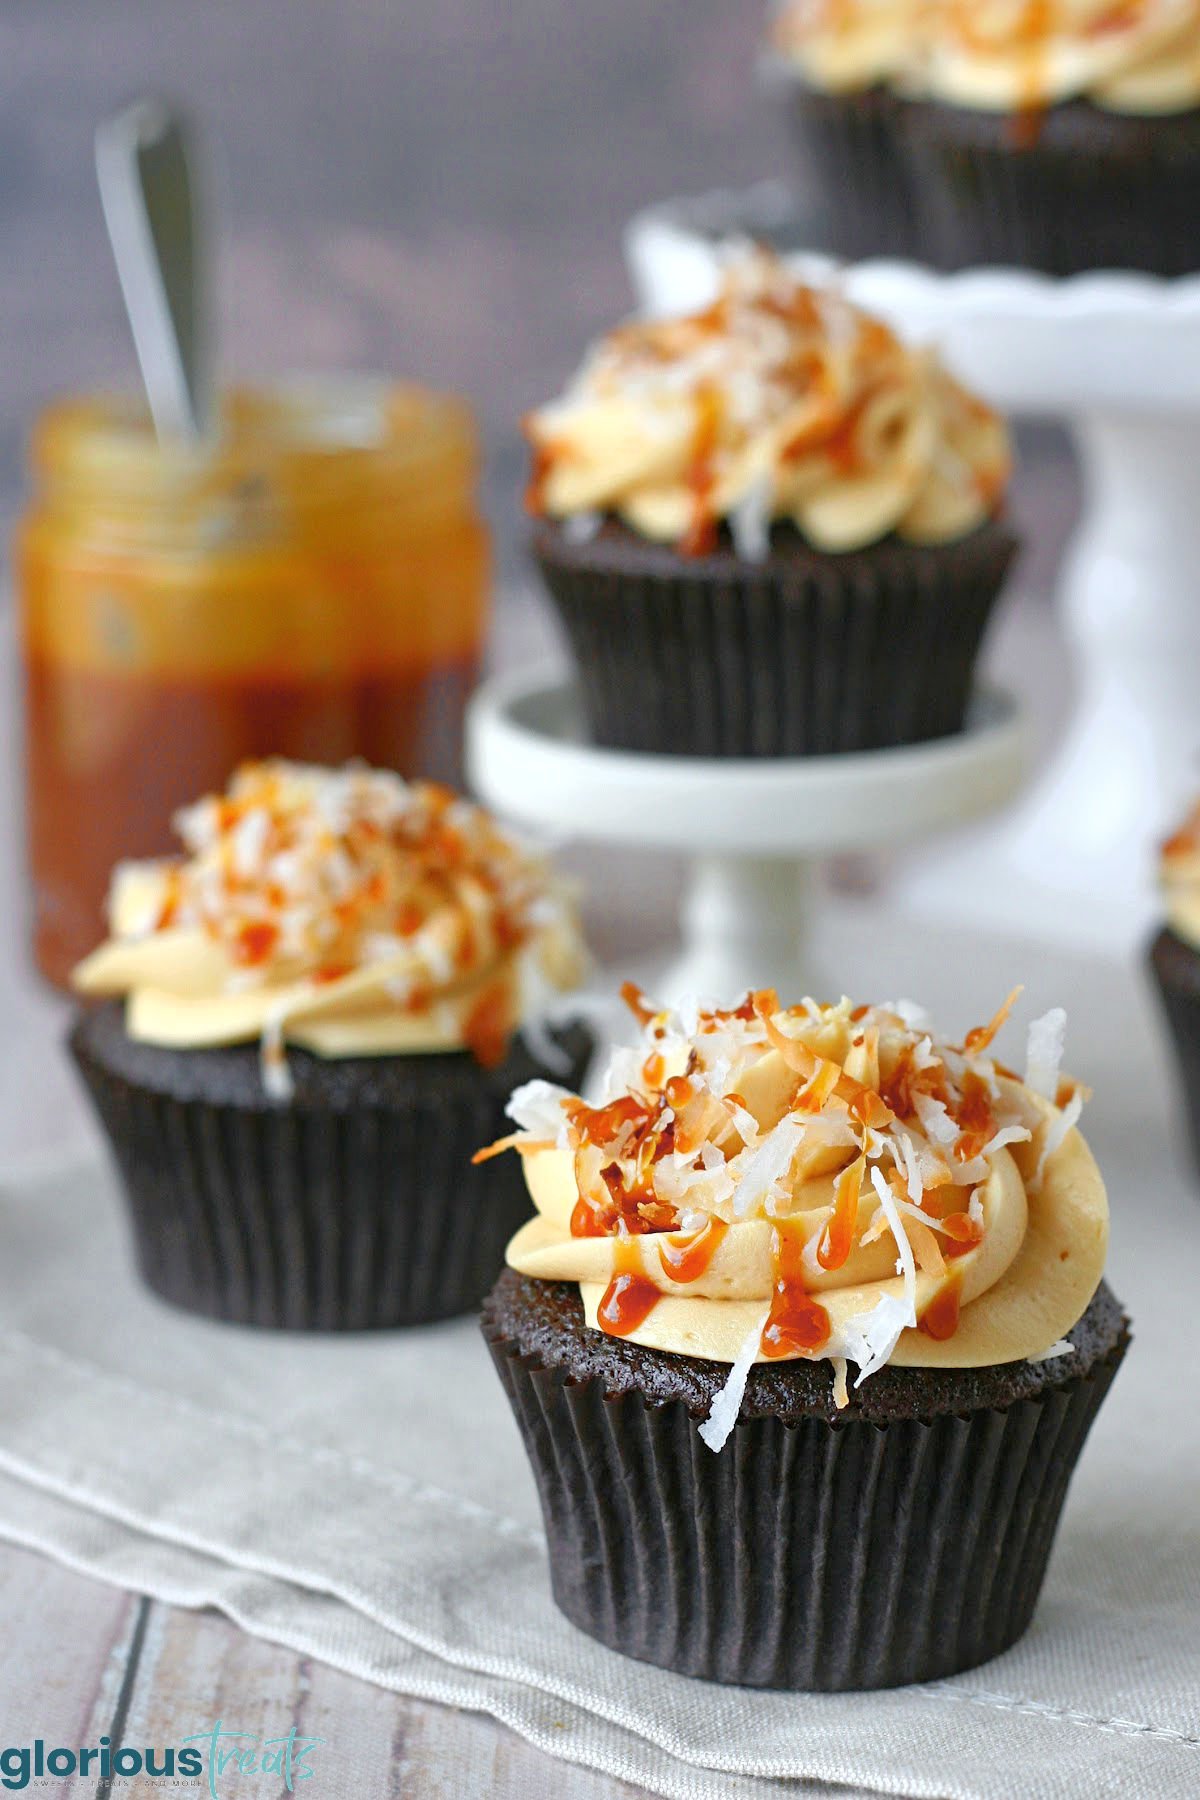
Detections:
764,63,925,264
1148,926,1200,1187
534,516,1018,758
897,99,1200,277
482,1273,1129,1691
70,1000,593,1332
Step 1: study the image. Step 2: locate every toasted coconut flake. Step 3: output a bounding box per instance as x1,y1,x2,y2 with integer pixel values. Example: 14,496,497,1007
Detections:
472,1132,554,1166
870,1165,917,1323
1032,1089,1084,1193
1025,1007,1067,1101
962,986,1021,1055
913,1089,958,1149
841,1290,915,1388
731,1119,806,1217
260,1010,293,1104
506,1078,576,1140
699,1307,770,1453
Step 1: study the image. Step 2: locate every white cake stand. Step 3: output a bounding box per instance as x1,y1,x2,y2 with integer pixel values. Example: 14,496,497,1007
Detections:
626,182,1200,948
466,667,1027,1003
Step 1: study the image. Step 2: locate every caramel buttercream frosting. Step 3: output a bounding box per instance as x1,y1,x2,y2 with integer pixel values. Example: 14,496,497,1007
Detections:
524,251,1010,558
482,984,1107,1450
773,0,1200,114
773,0,928,91
73,760,586,1097
1161,798,1200,948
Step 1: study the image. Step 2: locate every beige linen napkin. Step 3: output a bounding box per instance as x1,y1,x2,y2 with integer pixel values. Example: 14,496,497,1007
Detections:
0,919,1195,1800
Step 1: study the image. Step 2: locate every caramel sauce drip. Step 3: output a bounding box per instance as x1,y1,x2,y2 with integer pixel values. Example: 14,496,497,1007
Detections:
816,1156,864,1273
570,1197,608,1238
761,1218,832,1359
879,1043,945,1124
462,981,512,1070
680,384,723,559
597,1237,661,1337
232,920,279,967
665,1074,694,1110
953,1069,996,1162
659,1216,728,1284
919,1268,963,1341
565,1092,656,1146
941,1212,984,1260
1163,816,1200,860
620,980,657,1026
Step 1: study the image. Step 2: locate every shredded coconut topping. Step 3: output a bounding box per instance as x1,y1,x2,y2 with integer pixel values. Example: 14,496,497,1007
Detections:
525,249,1010,557
772,0,1200,115
99,759,581,1089
491,983,1088,1446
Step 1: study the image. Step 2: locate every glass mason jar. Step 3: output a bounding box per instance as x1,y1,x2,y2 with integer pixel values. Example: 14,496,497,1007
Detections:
17,380,490,987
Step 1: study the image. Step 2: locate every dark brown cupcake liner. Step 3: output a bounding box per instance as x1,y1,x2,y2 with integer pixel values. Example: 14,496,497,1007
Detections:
483,1277,1127,1690
534,517,1018,758
1148,925,1200,1183
897,99,1200,277
70,1001,592,1331
765,62,924,263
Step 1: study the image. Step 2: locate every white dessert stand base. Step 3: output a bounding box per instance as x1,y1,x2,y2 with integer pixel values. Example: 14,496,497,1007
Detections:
466,669,1027,1003
626,182,1200,948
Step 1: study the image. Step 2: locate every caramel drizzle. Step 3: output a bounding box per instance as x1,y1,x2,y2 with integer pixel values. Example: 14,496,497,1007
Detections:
542,987,1027,1356
761,1219,832,1358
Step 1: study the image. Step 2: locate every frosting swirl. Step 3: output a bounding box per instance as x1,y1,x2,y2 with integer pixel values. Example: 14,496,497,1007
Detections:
773,0,1200,113
72,760,586,1094
1161,798,1200,948
772,0,928,91
525,252,1010,558
483,984,1107,1450
922,0,1200,114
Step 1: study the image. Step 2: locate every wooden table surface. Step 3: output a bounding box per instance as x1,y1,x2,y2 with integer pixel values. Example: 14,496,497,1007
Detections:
0,1545,652,1799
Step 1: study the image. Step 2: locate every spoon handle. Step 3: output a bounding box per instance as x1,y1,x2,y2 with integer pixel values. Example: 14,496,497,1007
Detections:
96,99,212,442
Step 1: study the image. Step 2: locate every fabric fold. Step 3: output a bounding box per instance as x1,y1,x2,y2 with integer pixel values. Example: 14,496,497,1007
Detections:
0,1139,1195,1799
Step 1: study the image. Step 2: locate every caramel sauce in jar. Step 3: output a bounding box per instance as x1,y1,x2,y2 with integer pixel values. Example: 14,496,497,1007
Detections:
18,382,489,985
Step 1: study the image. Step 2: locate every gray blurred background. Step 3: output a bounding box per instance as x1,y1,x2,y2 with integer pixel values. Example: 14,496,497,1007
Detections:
0,0,1076,586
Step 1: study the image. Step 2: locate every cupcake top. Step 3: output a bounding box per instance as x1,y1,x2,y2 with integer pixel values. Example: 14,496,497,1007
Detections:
481,984,1107,1450
524,251,1010,558
773,0,1200,114
1161,798,1200,946
772,0,926,91
921,0,1200,114
73,759,585,1096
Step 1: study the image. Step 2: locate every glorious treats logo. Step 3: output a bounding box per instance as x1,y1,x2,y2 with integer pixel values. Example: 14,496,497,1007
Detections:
0,1722,324,1793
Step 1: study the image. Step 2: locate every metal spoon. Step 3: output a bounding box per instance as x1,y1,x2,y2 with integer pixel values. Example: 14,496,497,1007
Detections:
95,99,213,443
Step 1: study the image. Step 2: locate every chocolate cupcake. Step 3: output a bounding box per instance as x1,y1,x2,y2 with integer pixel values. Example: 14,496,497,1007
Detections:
901,1,1200,275
481,984,1127,1690
764,0,927,261
526,251,1017,757
768,0,1200,276
1149,798,1200,1179
71,759,591,1329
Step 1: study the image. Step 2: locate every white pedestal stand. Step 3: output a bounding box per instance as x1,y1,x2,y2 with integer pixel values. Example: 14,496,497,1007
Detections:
626,183,1200,949
466,669,1026,1004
